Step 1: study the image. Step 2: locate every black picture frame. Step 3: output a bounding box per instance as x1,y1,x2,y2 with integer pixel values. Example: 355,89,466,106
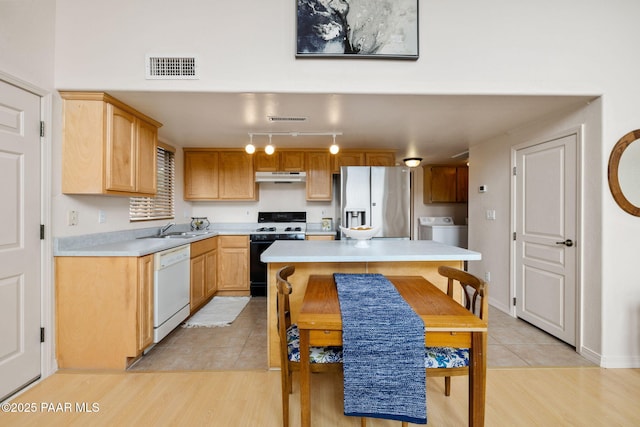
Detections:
296,0,419,60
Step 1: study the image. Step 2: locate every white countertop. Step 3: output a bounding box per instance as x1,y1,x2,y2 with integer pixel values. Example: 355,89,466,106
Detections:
260,239,481,263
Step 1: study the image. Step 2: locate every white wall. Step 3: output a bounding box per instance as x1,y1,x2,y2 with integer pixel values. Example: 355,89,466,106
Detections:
8,0,636,367
468,100,603,359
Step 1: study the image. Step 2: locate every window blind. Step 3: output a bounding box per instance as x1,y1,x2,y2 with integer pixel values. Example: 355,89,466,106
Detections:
130,146,175,221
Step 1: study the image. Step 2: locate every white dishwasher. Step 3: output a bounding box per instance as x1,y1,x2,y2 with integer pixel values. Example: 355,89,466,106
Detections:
154,244,190,343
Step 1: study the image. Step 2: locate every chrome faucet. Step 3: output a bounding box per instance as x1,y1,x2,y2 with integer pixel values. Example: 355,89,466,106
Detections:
159,222,175,236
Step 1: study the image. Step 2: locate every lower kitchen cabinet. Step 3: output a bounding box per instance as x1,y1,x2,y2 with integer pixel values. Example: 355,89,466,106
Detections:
217,235,250,295
306,234,335,240
190,236,217,313
55,255,154,370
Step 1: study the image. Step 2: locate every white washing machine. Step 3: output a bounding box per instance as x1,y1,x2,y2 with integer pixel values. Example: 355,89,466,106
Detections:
418,216,468,248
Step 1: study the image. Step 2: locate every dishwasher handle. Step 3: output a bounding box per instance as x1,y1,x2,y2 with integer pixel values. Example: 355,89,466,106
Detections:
155,245,190,270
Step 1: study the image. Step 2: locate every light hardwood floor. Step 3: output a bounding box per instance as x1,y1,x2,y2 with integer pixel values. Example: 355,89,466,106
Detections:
3,367,640,426
7,299,634,426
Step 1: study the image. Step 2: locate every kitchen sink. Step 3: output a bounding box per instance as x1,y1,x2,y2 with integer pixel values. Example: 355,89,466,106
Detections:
137,230,215,240
138,232,195,239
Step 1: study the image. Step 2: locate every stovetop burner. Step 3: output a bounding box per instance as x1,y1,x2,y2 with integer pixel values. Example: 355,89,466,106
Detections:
285,226,302,232
256,226,277,232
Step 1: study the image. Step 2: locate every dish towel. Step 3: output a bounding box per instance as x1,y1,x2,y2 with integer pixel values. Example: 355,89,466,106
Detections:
334,273,427,424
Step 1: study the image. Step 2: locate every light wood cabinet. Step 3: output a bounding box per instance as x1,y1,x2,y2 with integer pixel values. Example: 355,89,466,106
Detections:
333,150,396,173
137,255,154,351
60,91,161,196
217,235,250,295
254,150,305,172
183,149,257,200
55,254,154,369
219,151,257,199
306,151,333,201
190,237,218,313
423,165,469,203
365,151,396,166
306,234,335,240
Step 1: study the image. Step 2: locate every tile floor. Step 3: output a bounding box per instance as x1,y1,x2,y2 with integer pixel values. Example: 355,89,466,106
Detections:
129,297,594,371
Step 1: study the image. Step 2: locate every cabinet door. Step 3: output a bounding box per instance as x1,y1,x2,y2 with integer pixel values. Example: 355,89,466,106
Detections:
333,151,365,173
219,151,256,199
280,151,305,171
184,151,220,199
430,166,457,202
365,152,395,166
106,104,137,192
136,119,158,194
456,166,469,202
217,236,249,292
137,255,154,352
205,249,217,297
306,151,332,200
190,254,206,312
254,151,278,171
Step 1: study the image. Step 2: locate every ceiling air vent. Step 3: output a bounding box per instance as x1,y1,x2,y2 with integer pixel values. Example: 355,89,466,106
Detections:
268,116,307,122
145,55,199,80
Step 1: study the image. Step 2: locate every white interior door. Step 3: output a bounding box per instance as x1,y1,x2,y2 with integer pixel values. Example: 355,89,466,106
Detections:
514,132,578,345
0,80,41,400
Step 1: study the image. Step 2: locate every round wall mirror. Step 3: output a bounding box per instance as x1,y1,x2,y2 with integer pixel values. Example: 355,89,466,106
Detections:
608,129,640,216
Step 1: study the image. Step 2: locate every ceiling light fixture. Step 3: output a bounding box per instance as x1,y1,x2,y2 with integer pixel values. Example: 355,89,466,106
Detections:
403,157,423,168
329,134,339,154
265,134,275,155
245,131,343,155
245,134,256,154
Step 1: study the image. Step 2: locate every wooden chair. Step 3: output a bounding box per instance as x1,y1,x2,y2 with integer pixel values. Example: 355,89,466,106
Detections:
276,266,343,427
426,265,488,396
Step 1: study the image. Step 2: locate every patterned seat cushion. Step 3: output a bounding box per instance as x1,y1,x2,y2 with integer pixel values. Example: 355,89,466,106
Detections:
425,346,470,368
287,324,343,363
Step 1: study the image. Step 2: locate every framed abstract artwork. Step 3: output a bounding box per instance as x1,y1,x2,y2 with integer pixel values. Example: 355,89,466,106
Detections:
296,0,419,59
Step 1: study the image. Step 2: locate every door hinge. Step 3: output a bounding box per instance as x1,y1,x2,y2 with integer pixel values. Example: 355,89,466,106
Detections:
40,327,45,343
40,224,45,240
513,232,516,240
513,297,517,306
40,121,45,137
513,166,517,176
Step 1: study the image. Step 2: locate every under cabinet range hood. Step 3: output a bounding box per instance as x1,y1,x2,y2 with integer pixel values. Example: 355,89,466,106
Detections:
255,171,306,183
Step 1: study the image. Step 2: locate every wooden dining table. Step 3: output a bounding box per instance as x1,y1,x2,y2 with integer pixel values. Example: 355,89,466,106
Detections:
297,275,488,427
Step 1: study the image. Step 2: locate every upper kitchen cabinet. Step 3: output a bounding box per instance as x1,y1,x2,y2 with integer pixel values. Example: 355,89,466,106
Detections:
365,151,396,166
60,92,162,196
254,150,305,172
306,151,333,200
184,148,257,201
332,150,396,173
423,165,469,203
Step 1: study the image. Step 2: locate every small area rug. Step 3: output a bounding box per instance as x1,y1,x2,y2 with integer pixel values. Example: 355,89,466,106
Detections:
182,296,250,328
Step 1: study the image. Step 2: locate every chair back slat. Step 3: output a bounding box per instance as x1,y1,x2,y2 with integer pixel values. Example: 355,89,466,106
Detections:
438,266,488,321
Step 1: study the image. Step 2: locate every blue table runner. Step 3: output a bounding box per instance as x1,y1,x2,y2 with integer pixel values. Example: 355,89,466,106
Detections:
334,273,427,424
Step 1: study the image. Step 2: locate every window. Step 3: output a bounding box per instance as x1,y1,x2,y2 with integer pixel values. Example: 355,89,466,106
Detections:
130,143,175,221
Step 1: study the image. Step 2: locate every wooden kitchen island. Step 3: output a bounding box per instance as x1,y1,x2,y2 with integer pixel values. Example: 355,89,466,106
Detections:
260,239,481,368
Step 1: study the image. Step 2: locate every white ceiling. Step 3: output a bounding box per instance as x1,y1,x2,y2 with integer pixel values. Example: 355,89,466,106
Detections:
110,91,594,163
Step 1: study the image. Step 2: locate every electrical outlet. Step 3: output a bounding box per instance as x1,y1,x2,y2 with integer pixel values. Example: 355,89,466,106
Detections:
67,210,79,226
484,272,491,282
98,210,106,224
486,210,496,220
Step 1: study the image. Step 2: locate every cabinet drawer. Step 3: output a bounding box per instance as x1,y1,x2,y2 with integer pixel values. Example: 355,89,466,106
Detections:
218,235,248,248
190,236,217,258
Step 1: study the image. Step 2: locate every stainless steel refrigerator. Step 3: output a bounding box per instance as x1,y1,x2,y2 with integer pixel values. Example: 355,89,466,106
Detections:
340,166,411,239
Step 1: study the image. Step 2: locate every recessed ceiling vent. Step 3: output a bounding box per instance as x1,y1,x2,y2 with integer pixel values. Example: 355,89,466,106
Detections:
268,116,307,122
145,55,199,79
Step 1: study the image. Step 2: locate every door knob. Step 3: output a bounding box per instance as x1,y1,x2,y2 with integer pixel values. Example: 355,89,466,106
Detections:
555,239,574,247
